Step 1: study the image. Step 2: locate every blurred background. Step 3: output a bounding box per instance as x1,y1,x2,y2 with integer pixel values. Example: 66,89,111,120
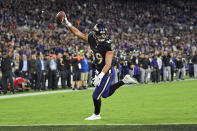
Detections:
0,0,197,94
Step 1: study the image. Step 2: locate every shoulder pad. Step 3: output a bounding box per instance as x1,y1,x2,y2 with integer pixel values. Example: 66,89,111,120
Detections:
89,31,97,40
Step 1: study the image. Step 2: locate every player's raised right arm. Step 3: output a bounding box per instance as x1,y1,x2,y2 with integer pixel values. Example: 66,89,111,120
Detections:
64,16,88,42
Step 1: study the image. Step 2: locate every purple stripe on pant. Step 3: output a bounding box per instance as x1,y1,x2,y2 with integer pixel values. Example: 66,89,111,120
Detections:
92,67,115,100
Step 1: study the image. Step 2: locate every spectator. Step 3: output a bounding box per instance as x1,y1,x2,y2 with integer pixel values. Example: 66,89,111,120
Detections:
29,52,37,90
13,54,20,77
131,64,140,82
157,54,163,82
112,57,119,84
170,52,176,81
86,51,94,86
44,54,51,89
57,53,66,89
141,53,151,84
163,51,171,81
80,50,89,89
176,54,185,80
188,53,194,78
19,54,30,79
0,76,2,94
48,54,58,90
63,52,71,88
1,51,14,94
151,55,160,83
192,51,197,78
71,53,82,90
35,53,46,90
119,55,130,80
138,53,144,83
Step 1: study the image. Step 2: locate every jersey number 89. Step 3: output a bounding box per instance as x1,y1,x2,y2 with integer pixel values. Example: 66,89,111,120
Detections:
92,51,103,64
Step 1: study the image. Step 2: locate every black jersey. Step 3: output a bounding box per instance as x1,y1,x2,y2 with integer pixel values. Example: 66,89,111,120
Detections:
88,32,113,72
121,59,129,68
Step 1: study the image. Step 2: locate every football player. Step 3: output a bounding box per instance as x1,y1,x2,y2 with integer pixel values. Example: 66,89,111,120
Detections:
61,15,138,120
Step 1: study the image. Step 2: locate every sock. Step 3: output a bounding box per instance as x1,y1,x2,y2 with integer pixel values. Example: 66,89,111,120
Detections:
93,98,101,115
108,81,124,96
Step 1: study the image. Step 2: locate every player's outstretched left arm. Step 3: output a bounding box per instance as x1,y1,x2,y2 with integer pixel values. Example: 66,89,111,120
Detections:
64,16,88,42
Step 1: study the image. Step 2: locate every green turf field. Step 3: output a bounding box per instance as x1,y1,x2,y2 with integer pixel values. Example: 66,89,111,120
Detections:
0,80,197,130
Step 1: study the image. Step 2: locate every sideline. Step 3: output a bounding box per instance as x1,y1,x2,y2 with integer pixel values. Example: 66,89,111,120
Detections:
0,88,94,100
0,78,196,100
0,123,196,126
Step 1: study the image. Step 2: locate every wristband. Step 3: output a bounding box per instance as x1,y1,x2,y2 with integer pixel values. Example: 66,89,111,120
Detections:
64,17,72,27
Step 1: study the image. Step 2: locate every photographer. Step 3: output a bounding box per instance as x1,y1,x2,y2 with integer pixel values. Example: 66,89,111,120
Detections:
71,53,82,90
13,77,31,92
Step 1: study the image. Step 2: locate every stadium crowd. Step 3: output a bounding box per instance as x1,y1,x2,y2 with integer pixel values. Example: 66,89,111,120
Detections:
0,0,197,94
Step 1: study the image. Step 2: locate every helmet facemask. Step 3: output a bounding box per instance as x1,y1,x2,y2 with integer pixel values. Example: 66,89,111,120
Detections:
93,24,107,42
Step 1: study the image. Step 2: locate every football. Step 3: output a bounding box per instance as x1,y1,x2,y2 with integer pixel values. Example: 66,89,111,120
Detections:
56,11,66,25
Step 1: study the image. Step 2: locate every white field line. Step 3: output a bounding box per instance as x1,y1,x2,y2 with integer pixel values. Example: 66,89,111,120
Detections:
0,88,95,100
0,123,196,126
0,78,196,100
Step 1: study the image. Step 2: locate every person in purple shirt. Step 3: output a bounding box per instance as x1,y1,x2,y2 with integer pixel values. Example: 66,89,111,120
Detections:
133,65,141,82
151,55,159,83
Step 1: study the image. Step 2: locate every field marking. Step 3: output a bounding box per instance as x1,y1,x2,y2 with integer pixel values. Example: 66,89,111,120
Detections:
0,123,197,126
0,88,95,100
0,79,196,100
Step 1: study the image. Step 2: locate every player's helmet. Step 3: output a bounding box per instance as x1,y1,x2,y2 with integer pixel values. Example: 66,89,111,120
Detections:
93,24,107,42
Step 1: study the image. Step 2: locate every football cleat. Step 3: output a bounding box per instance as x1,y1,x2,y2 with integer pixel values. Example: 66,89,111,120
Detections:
122,75,138,84
85,114,101,120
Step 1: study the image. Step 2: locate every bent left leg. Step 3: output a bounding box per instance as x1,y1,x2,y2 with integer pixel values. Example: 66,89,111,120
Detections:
106,74,138,97
107,81,124,97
